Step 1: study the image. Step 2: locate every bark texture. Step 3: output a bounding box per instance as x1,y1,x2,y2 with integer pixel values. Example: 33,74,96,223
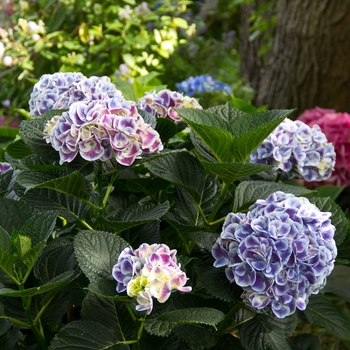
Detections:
241,0,350,115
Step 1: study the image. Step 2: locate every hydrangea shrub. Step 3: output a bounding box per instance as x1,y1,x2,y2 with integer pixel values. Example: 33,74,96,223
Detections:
0,72,348,350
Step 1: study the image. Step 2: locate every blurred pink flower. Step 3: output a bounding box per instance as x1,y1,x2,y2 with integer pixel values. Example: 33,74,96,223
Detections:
298,106,350,186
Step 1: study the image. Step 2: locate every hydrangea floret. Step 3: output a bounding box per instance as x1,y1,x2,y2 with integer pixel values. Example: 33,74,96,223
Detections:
298,107,350,187
175,74,233,96
44,98,163,166
136,89,202,121
29,72,123,117
112,243,192,314
0,162,13,174
249,118,336,182
212,191,337,318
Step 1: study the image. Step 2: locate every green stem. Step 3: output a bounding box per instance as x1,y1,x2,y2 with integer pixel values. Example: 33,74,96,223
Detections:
125,303,137,322
78,218,94,230
216,302,243,335
103,172,118,207
207,182,229,223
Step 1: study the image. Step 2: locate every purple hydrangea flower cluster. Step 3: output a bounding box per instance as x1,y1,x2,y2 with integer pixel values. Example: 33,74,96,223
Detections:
137,89,202,121
44,98,163,166
0,162,13,174
212,191,337,318
249,119,336,182
29,72,123,117
112,243,192,314
175,75,233,96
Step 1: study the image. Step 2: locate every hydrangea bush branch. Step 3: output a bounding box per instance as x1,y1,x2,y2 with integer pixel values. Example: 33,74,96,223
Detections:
0,72,349,350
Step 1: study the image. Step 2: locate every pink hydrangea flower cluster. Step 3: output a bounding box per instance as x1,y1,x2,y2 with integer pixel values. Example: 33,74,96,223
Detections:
298,107,350,186
29,72,123,117
112,243,192,314
136,89,202,121
44,98,163,166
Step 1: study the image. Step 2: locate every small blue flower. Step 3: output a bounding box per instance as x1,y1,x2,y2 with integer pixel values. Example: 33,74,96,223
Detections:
249,119,336,182
175,75,232,96
212,191,337,318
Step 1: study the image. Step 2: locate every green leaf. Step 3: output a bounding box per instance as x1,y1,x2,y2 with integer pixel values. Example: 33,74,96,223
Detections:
48,320,122,350
0,198,37,233
144,308,225,337
240,313,297,350
106,201,169,233
0,249,18,282
113,78,137,101
5,138,33,159
14,183,90,223
16,170,93,201
19,210,58,246
174,187,200,226
230,109,293,138
125,177,170,195
0,126,19,139
146,151,206,202
314,185,344,201
155,117,178,143
179,110,235,162
303,294,350,339
291,334,321,350
309,197,347,245
81,292,124,338
233,181,313,211
0,226,10,253
0,271,73,296
73,230,129,282
12,233,32,259
206,103,246,126
231,114,289,162
20,112,62,161
22,241,45,271
173,324,218,349
337,237,350,262
0,171,16,197
201,161,272,184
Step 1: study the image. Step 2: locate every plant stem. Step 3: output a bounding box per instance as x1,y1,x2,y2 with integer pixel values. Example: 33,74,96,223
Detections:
217,302,243,335
207,182,229,223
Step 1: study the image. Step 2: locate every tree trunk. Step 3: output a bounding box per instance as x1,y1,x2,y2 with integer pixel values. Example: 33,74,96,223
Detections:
241,0,350,116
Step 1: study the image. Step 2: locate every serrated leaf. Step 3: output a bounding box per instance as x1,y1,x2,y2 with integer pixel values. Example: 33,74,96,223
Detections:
14,183,90,222
146,152,206,202
144,308,225,337
81,292,123,338
106,202,169,233
19,211,58,246
314,185,344,200
34,242,78,284
309,197,347,245
0,198,37,233
0,271,73,296
20,113,61,161
201,161,272,184
22,241,45,271
5,138,33,159
155,117,178,143
0,249,18,282
303,294,350,339
73,230,129,282
190,131,217,162
233,181,313,211
230,109,293,138
206,103,246,127
173,324,218,349
190,231,217,252
174,187,200,226
125,177,170,194
185,120,235,162
16,170,92,200
0,226,10,253
12,234,32,259
48,320,122,350
240,313,297,350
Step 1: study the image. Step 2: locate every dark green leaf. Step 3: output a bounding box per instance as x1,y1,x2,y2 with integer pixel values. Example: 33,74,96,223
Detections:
190,131,217,162
155,118,178,143
173,324,218,349
303,294,350,339
125,177,169,194
240,313,297,350
174,187,200,226
233,181,313,211
201,161,272,184
291,334,321,350
314,185,344,200
0,249,18,282
5,138,33,159
73,230,129,282
206,103,246,127
144,308,225,337
146,152,206,202
0,226,10,253
309,197,347,245
0,328,23,350
22,242,45,271
0,319,11,336
48,320,123,350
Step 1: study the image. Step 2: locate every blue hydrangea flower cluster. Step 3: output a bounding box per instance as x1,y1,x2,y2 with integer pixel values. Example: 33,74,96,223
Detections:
29,72,123,117
136,89,202,121
175,75,232,96
44,98,163,166
212,191,337,318
249,119,336,182
112,243,192,314
0,162,13,174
